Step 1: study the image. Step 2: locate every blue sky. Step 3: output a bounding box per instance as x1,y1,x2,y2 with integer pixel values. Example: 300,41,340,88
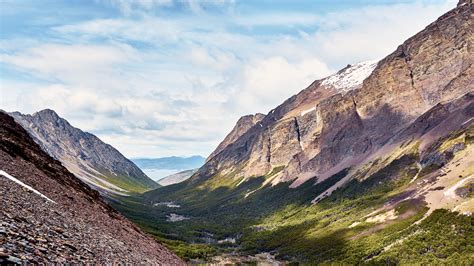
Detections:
0,0,457,158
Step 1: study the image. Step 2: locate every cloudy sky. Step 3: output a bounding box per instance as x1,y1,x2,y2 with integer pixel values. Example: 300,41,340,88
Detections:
0,0,457,158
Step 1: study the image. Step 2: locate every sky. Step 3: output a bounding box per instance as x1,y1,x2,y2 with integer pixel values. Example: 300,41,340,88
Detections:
0,0,457,158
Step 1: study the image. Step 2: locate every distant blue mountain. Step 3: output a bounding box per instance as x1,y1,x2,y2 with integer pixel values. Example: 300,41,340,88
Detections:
132,155,205,170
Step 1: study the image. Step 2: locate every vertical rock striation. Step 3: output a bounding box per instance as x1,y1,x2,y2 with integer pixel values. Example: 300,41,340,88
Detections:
196,3,473,187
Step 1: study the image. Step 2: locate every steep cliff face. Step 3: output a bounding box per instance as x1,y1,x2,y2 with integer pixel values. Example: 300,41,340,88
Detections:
10,109,158,194
0,112,183,264
206,113,265,163
197,3,473,187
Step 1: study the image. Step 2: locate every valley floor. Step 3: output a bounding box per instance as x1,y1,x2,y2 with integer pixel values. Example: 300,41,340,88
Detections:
108,125,474,264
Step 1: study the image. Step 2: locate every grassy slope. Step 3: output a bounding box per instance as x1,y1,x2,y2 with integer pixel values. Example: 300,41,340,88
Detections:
89,166,159,194
103,172,156,193
109,127,474,263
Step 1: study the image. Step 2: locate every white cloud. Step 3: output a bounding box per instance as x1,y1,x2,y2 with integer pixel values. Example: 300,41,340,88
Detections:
54,17,181,44
231,56,331,113
305,0,457,65
100,0,235,15
100,0,173,15
234,12,319,27
16,84,123,118
1,43,138,91
187,47,238,72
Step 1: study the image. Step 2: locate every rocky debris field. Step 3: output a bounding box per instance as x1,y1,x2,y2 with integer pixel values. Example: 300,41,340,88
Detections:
0,112,183,264
1,179,98,264
0,172,183,264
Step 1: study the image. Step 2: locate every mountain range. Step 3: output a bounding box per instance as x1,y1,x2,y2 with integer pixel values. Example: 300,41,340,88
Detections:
9,110,158,195
132,156,205,170
132,156,205,182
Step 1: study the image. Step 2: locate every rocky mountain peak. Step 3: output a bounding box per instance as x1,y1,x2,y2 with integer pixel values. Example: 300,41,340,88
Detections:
321,60,378,93
34,108,59,117
206,113,266,162
27,109,64,127
9,110,158,195
237,113,266,124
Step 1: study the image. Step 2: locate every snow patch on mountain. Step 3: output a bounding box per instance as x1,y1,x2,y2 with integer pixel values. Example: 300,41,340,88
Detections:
301,106,316,117
0,170,55,203
321,60,378,93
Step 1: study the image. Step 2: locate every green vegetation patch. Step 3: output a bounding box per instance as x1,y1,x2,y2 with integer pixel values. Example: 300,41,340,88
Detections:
374,209,474,265
95,168,155,193
109,146,473,264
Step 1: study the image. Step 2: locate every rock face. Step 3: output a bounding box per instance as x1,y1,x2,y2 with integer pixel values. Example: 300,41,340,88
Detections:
195,3,473,187
9,109,158,194
0,112,183,264
207,113,265,162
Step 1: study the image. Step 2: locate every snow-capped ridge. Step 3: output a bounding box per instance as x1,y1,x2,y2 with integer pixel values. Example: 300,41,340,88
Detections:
321,60,378,93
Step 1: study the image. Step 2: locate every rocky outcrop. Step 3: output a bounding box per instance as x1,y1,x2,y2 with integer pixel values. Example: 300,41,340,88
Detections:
458,0,473,7
0,112,183,264
195,3,473,186
207,113,265,162
9,109,158,194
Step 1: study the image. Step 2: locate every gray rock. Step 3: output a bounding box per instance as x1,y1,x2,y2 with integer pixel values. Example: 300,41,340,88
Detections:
9,109,158,194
